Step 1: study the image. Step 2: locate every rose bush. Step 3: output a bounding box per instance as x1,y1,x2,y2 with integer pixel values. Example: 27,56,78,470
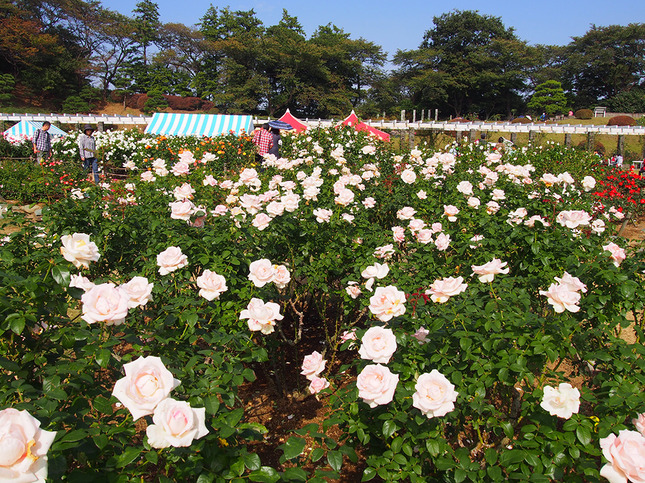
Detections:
0,126,644,481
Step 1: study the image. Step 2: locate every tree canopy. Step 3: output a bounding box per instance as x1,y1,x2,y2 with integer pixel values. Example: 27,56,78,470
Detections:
1,1,643,119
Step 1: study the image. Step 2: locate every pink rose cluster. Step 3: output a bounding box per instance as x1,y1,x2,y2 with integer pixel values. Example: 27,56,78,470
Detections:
75,275,153,326
600,414,645,483
301,351,329,394
539,272,586,313
248,259,291,289
368,286,406,322
239,298,284,335
471,258,509,283
355,326,458,419
112,356,208,449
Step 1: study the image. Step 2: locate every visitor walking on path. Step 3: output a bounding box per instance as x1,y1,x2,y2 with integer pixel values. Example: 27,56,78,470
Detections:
32,121,52,164
78,124,99,183
252,123,273,164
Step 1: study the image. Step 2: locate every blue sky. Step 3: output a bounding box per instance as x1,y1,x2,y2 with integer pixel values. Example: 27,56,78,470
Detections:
106,0,645,60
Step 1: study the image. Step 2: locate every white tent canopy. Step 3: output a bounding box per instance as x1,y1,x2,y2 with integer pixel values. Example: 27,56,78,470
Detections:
144,113,253,137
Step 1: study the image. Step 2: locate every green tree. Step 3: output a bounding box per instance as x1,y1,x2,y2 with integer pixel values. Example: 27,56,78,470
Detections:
527,80,567,117
394,10,531,119
0,73,15,104
143,87,167,114
561,23,645,107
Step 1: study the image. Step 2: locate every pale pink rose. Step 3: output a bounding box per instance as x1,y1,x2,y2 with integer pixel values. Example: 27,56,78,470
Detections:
219,179,233,189
303,186,320,200
196,270,228,301
591,219,606,234
600,430,645,483
486,201,500,214
558,172,575,185
0,408,57,482
540,173,560,186
342,213,355,223
272,264,291,289
413,326,429,344
335,188,355,206
365,277,375,292
392,226,406,243
301,351,326,380
346,282,362,299
408,218,426,232
112,355,181,420
69,274,95,291
554,272,587,293
486,152,502,162
416,229,433,244
313,208,333,223
471,259,509,283
120,276,153,308
368,286,406,322
469,235,484,248
169,200,195,220
582,176,596,191
373,244,395,259
525,215,549,227
341,329,357,342
430,222,443,233
412,370,458,418
60,233,100,269
539,283,581,313
152,158,166,170
634,414,645,437
400,169,417,184
239,298,284,335
238,168,259,185
141,170,156,182
281,193,300,212
361,263,389,280
396,206,417,220
157,246,188,275
212,205,228,216
507,207,528,224
491,189,505,201
248,259,275,287
356,364,399,408
443,205,459,222
252,213,272,231
203,174,217,186
467,197,480,209
603,242,626,267
266,201,285,217
434,233,451,251
173,183,195,200
556,210,592,229
308,376,330,394
456,180,473,196
426,276,468,303
239,194,262,214
417,190,427,199
359,326,397,363
146,398,208,449
82,283,129,325
540,383,580,419
362,197,376,208
178,150,196,164
171,160,190,176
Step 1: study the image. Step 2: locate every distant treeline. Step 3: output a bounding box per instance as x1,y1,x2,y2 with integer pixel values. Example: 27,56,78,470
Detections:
1,1,644,119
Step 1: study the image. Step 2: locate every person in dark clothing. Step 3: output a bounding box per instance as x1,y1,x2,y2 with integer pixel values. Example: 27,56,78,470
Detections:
268,128,281,158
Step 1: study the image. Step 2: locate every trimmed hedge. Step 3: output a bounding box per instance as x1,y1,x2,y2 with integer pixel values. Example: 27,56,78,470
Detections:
511,117,531,124
575,109,593,120
607,115,636,126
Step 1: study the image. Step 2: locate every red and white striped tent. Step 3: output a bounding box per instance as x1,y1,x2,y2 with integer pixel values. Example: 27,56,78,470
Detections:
277,109,308,133
340,111,390,142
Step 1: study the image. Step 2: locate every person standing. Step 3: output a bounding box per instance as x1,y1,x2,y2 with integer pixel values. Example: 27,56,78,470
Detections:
252,123,273,164
32,121,52,164
78,124,99,183
268,127,281,158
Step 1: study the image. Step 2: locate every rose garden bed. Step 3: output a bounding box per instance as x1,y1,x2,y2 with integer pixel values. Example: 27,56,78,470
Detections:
1,127,644,482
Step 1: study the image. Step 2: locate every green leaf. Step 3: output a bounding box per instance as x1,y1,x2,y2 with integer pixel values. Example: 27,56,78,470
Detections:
327,450,343,472
243,452,261,471
248,466,280,483
576,426,591,446
280,436,306,460
52,265,70,286
203,395,220,415
92,434,108,450
310,448,325,462
281,467,308,481
116,446,140,468
95,349,110,368
145,451,158,464
382,420,397,438
500,449,525,467
362,467,377,481
93,395,113,415
9,316,25,335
